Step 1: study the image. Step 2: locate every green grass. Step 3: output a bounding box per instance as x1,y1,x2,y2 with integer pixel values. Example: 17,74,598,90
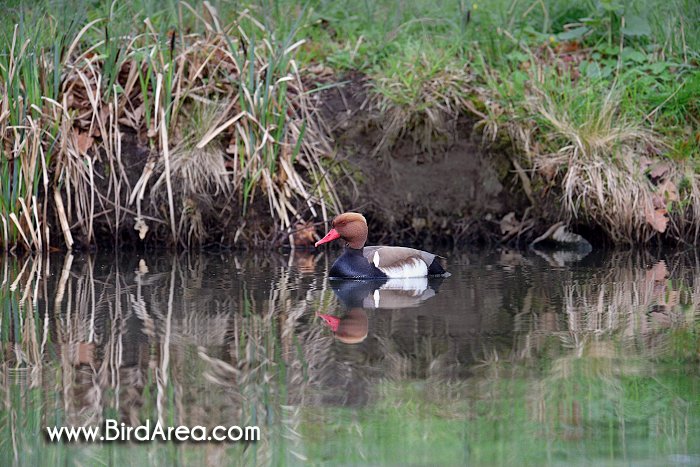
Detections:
297,1,700,241
1,0,700,247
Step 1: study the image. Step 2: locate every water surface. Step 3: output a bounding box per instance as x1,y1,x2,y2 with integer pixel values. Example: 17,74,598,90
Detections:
1,248,699,465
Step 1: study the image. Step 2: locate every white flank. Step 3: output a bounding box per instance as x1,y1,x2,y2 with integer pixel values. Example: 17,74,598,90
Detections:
381,277,429,294
363,277,433,309
373,251,380,268
378,257,428,279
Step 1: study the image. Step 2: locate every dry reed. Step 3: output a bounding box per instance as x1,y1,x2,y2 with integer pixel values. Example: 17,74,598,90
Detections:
1,5,341,250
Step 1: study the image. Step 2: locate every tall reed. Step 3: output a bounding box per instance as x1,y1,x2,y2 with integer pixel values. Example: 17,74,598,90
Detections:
1,2,341,250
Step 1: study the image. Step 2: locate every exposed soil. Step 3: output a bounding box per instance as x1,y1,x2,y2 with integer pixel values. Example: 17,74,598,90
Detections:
81,71,574,250
87,130,278,250
316,72,530,247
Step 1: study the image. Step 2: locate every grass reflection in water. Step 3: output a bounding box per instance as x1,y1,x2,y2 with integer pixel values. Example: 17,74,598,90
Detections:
0,250,698,465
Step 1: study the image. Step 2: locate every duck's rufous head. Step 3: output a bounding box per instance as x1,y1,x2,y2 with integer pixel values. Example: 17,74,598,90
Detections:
315,212,368,249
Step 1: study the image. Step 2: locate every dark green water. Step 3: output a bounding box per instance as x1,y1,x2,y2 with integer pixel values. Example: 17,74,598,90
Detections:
0,249,699,466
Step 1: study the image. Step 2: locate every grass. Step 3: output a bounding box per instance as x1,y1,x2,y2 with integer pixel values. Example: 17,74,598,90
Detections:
0,0,699,248
1,1,342,250
299,0,700,243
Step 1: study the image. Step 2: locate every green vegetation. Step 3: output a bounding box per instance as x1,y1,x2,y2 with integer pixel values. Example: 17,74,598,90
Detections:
298,0,700,242
1,0,342,249
1,0,699,248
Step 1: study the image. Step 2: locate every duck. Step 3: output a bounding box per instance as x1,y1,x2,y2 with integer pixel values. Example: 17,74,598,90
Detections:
315,212,447,279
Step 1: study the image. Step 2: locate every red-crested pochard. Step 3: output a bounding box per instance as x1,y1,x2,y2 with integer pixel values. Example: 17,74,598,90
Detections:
315,212,447,279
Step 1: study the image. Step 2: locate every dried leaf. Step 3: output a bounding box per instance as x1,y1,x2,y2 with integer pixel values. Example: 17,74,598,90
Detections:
119,104,144,129
308,63,334,77
500,212,520,236
658,179,679,202
649,161,671,180
645,206,668,233
73,128,94,155
134,217,149,240
132,104,144,123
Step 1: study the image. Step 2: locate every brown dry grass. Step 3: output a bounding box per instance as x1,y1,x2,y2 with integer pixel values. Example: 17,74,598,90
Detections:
1,5,341,250
527,89,700,243
466,57,700,244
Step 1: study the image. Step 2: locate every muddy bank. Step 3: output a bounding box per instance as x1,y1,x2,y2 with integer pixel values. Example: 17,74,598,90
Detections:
81,72,588,250
314,72,542,247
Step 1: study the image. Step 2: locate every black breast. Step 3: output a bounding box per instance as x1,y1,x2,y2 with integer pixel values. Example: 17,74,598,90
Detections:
329,248,387,279
330,278,387,307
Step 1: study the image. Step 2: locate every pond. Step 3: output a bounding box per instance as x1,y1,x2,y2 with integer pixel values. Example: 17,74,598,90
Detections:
0,248,699,465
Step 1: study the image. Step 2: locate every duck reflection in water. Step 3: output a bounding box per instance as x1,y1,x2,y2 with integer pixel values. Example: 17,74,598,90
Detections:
317,276,444,344
318,308,369,344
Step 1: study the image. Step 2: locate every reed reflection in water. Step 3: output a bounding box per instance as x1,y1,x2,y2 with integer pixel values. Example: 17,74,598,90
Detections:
0,249,698,465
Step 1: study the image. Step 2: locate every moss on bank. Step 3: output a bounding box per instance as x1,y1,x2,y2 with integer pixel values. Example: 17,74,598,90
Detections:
1,0,699,249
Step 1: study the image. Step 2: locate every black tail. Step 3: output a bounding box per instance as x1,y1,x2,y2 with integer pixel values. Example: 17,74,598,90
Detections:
428,257,447,275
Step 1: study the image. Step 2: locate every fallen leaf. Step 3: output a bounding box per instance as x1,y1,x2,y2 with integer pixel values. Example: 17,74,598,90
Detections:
132,104,144,123
649,161,671,180
658,179,679,202
307,61,335,77
500,212,520,236
645,206,668,233
73,128,94,155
